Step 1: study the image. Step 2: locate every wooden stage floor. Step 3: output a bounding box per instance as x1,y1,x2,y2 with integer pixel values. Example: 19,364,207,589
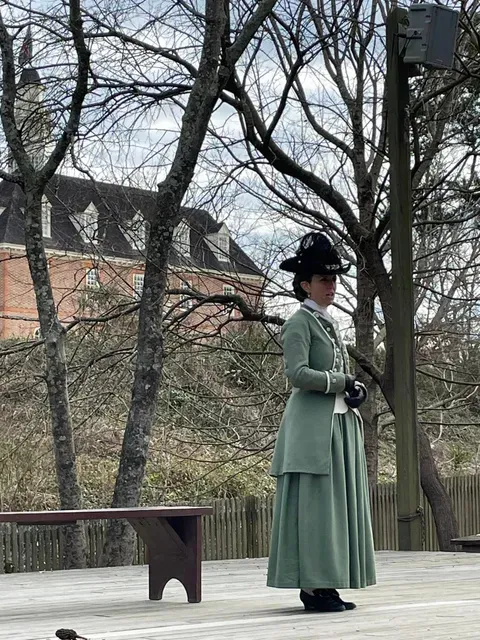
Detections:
2,551,480,639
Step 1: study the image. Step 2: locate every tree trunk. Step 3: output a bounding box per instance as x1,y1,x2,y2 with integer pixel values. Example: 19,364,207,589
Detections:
381,370,458,550
360,388,378,487
0,1,91,569
101,0,228,566
355,256,378,485
101,0,278,566
101,213,174,565
24,189,86,568
418,427,458,550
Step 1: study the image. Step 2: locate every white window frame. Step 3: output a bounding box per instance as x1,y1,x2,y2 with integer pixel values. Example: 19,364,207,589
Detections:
173,221,191,258
222,284,236,315
216,233,229,261
179,280,193,309
208,226,230,262
85,267,100,289
41,196,51,238
131,211,147,252
133,273,144,298
79,202,98,244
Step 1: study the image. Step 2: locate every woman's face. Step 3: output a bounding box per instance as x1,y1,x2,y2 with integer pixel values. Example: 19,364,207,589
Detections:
301,274,337,307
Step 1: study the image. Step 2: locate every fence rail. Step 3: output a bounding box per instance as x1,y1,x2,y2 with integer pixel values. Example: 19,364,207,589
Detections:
2,475,480,573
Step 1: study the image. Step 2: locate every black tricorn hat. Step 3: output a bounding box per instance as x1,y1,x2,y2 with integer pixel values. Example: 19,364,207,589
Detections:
279,232,350,275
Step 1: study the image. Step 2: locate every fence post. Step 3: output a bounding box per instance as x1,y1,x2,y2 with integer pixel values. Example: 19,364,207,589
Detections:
0,525,4,574
245,496,259,558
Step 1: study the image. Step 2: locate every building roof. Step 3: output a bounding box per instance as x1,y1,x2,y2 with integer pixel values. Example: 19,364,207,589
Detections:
18,67,41,88
0,175,262,277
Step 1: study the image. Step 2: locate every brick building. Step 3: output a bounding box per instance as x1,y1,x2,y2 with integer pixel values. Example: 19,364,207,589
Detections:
0,174,264,338
0,34,263,339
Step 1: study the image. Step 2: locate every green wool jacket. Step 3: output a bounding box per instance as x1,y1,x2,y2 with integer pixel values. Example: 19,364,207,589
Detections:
270,305,354,477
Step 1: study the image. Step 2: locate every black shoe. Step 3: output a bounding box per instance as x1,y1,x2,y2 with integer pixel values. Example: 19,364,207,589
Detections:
299,589,346,612
328,589,356,610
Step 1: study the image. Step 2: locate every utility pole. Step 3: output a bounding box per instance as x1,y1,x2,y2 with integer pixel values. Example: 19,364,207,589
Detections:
386,7,423,551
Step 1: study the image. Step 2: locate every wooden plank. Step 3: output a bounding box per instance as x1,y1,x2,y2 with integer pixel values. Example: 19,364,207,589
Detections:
0,526,4,574
32,526,38,570
17,526,24,572
11,523,19,572
241,496,248,558
38,528,46,570
24,527,32,572
0,506,213,524
203,512,211,561
245,496,257,558
46,527,53,570
225,499,232,560
234,498,242,559
219,500,226,560
213,501,220,561
4,524,13,572
53,526,61,570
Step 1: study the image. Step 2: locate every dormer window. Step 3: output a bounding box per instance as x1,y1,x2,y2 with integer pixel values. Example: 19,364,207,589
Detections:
130,211,147,252
41,196,51,238
216,233,229,259
208,223,230,262
173,221,191,258
78,202,98,244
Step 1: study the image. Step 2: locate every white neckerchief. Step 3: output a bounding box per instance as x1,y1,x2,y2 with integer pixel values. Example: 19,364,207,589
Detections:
303,298,337,327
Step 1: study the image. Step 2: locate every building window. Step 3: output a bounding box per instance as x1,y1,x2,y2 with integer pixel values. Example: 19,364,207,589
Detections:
86,267,100,289
222,284,236,315
179,281,192,309
216,234,229,260
208,226,230,262
133,273,144,298
41,197,51,238
174,221,190,258
79,203,98,244
131,211,147,252
223,285,235,297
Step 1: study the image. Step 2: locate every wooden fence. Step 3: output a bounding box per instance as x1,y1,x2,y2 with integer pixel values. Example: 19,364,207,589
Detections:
1,475,480,573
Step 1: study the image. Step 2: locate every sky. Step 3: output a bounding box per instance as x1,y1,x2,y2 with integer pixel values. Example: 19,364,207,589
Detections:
1,0,475,334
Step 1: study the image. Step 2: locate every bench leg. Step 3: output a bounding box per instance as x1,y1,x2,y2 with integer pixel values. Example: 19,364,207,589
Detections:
128,515,202,603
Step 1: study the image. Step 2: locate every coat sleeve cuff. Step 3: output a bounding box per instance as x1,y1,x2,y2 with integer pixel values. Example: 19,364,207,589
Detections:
326,372,346,394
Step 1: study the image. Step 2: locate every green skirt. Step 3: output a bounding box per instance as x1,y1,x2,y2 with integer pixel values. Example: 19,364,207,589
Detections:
267,412,376,589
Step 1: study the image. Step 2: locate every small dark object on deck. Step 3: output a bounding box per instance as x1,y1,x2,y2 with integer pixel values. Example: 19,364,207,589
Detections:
55,629,87,640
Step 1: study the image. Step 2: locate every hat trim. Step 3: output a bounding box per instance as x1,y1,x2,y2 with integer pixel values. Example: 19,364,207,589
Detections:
279,256,350,274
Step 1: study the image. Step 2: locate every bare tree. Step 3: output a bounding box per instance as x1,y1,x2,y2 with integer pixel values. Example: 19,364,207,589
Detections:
3,0,480,562
199,0,480,549
0,0,91,567
100,0,279,565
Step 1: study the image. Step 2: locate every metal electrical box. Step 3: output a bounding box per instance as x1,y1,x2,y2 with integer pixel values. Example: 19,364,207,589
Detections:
403,4,459,69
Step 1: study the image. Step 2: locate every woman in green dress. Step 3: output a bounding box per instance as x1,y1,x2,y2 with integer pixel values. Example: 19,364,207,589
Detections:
267,232,376,612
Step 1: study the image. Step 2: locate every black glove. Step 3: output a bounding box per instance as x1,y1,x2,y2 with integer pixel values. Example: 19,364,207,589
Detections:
344,374,356,394
345,381,368,409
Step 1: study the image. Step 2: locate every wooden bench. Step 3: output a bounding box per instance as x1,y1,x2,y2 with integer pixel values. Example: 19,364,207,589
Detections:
451,535,480,553
0,506,212,602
